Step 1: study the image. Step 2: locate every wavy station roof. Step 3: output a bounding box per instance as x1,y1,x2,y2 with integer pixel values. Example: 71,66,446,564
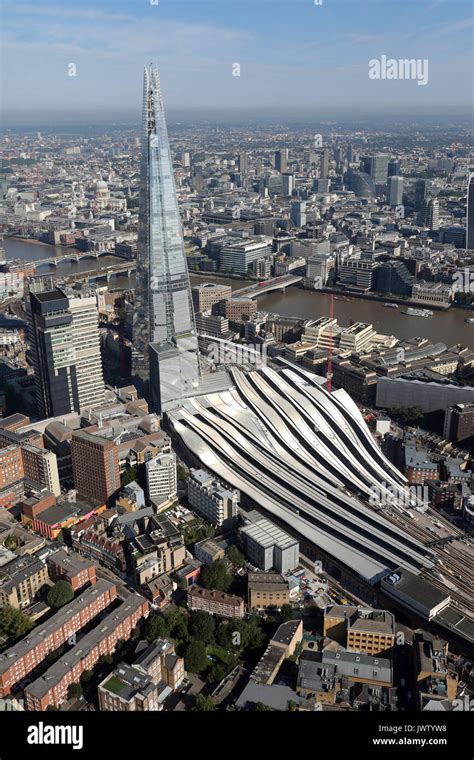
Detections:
168,365,435,584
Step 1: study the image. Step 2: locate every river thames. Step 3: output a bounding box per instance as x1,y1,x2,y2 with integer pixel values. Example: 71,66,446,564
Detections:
4,237,474,350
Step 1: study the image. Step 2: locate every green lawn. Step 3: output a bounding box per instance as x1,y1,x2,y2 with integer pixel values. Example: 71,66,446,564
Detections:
103,675,126,696
206,644,234,665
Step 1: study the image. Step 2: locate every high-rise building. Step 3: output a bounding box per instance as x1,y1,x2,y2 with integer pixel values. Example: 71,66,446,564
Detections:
290,201,307,227
346,144,354,163
415,179,427,211
146,451,177,504
187,468,239,528
20,444,60,497
420,197,440,230
388,176,404,206
466,170,474,250
133,65,201,412
320,149,330,179
237,151,248,175
282,173,295,196
361,154,389,188
275,149,288,173
28,288,104,418
388,159,401,177
71,430,120,503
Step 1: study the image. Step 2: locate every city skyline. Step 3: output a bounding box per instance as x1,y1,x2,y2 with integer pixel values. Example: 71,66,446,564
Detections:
2,0,473,124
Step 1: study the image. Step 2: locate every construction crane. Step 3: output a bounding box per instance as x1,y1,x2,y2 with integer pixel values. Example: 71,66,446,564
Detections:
326,293,334,393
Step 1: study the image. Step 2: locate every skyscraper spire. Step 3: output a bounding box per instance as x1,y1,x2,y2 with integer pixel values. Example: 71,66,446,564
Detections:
133,64,201,412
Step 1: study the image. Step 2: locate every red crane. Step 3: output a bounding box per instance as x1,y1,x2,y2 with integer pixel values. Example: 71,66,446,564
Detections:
326,293,334,393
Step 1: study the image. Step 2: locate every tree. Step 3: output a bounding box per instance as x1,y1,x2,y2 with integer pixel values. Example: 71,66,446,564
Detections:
216,621,234,650
0,604,34,641
145,613,169,642
47,580,74,609
193,694,216,711
226,545,245,568
4,534,17,551
253,702,274,711
190,610,215,644
81,669,93,684
278,604,294,624
67,683,83,700
176,464,188,482
202,559,231,592
165,608,190,645
98,654,113,666
393,406,424,426
120,466,138,487
207,662,226,684
184,639,208,673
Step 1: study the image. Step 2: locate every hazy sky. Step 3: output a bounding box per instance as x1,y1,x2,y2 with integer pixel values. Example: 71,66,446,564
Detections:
2,0,473,120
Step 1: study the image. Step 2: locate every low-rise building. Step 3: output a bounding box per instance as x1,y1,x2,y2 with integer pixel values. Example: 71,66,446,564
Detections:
0,579,117,698
0,555,48,610
47,548,96,591
240,512,299,574
187,586,245,618
247,572,290,610
24,593,149,710
193,537,225,567
324,604,395,655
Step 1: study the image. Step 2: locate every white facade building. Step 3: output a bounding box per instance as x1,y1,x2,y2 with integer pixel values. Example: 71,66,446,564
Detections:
146,452,177,504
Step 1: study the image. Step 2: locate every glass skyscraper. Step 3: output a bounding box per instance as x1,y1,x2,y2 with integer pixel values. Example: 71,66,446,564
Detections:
133,64,201,412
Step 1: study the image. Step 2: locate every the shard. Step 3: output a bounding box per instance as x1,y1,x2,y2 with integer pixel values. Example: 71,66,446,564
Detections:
132,64,201,412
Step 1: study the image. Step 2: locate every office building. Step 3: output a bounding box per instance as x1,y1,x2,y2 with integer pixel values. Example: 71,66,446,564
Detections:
133,64,201,411
420,197,440,230
361,154,389,187
187,586,245,618
320,148,329,179
415,179,428,212
225,298,257,325
466,170,474,249
187,468,239,528
145,451,177,504
290,201,306,227
282,173,294,196
388,176,404,206
388,159,401,177
28,288,105,418
237,152,248,175
275,149,288,173
443,403,474,443
219,240,271,274
71,430,120,503
240,513,299,573
346,171,375,198
191,282,231,313
195,312,230,338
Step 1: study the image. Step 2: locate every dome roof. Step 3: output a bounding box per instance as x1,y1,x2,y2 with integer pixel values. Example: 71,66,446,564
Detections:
96,180,108,189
